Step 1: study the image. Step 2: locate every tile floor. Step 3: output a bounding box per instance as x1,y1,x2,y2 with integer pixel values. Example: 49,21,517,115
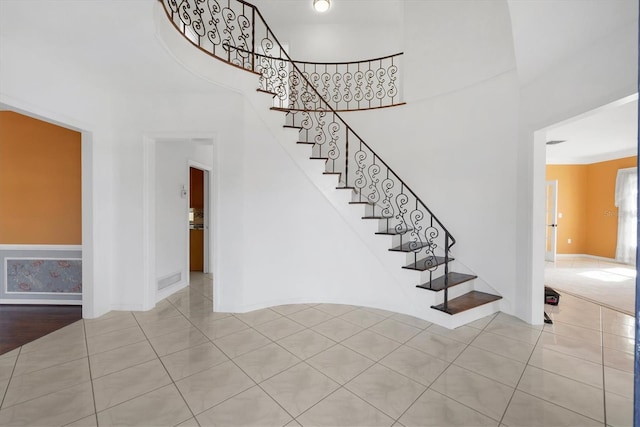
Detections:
545,255,636,315
0,273,635,426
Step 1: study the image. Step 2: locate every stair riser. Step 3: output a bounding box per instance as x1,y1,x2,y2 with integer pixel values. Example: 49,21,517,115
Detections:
430,280,474,304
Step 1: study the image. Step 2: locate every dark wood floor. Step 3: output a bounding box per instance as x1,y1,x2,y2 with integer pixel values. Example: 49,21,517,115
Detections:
0,305,83,355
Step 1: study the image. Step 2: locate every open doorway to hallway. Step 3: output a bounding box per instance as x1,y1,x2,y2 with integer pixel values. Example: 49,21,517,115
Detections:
542,96,637,315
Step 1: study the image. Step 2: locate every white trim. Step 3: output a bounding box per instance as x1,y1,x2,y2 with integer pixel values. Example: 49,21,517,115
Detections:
0,245,82,251
0,299,82,305
555,253,631,264
547,148,637,165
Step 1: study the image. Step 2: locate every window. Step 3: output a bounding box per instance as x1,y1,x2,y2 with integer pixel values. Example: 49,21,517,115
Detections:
614,167,637,264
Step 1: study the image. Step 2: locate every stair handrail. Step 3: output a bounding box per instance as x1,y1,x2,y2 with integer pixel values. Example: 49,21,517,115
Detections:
160,0,457,311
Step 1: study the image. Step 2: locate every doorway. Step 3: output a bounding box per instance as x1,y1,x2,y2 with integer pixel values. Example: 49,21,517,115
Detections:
545,180,558,262
189,166,209,273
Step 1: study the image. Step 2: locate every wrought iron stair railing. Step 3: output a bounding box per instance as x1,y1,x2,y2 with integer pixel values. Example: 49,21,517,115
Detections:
160,0,490,315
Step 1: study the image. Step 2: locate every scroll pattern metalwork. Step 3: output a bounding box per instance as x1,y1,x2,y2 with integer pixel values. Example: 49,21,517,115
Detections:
160,0,455,300
161,0,403,111
288,110,456,275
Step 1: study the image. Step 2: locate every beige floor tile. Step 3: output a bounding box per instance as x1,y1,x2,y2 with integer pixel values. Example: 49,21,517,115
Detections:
3,357,91,408
0,349,19,380
545,304,602,332
390,313,432,330
604,366,634,398
542,319,602,346
427,324,481,344
185,310,232,326
0,381,94,427
311,317,363,342
466,313,497,330
197,316,249,340
369,318,422,343
501,390,601,427
307,344,374,385
470,331,535,363
84,313,137,338
361,306,396,318
270,304,310,316
517,366,604,422
176,360,254,415
536,331,602,364
603,346,634,372
399,389,498,427
379,345,449,387
93,358,171,411
298,387,394,427
339,308,386,328
528,346,603,389
175,417,200,427
20,322,86,354
602,332,634,354
254,317,306,341
431,365,513,421
64,414,98,426
261,362,339,417
287,308,334,328
139,315,192,339
0,377,10,403
12,340,88,376
314,303,357,317
234,342,300,382
406,330,466,362
605,391,634,427
148,325,209,357
97,384,192,426
345,363,426,419
214,328,271,358
133,300,183,325
453,345,526,388
234,308,282,327
86,325,146,356
89,340,157,379
342,329,401,361
161,342,229,381
484,319,541,345
277,329,336,360
285,420,302,427
196,386,292,427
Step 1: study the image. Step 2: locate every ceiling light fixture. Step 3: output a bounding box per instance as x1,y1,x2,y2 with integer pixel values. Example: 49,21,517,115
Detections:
313,0,331,12
545,140,566,145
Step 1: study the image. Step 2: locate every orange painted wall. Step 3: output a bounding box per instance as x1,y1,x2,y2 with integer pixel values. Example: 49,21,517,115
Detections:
546,165,588,254
586,156,636,258
546,156,637,258
0,111,81,244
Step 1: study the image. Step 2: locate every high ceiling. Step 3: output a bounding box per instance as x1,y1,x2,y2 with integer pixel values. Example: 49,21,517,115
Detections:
1,0,637,161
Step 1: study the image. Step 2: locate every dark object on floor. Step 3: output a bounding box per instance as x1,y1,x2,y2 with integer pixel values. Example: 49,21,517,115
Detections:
544,311,553,324
0,304,82,355
545,286,561,305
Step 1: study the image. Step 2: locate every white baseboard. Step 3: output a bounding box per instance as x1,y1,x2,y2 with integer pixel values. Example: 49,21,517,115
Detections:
0,299,82,305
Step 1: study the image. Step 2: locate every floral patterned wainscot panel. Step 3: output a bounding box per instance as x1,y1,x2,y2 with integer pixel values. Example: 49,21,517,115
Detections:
6,259,82,294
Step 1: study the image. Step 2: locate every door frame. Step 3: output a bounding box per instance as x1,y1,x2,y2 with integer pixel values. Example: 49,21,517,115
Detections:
545,180,558,262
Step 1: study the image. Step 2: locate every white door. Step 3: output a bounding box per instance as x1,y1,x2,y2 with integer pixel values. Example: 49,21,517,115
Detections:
545,180,558,262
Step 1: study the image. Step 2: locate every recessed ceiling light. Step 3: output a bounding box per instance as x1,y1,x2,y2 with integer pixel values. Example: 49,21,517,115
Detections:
313,0,331,12
545,140,566,145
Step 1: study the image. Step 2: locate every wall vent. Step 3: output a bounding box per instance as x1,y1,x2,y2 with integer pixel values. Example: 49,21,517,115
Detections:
158,271,182,290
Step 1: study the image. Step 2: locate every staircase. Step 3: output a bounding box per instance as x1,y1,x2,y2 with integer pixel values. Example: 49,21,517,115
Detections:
159,0,502,324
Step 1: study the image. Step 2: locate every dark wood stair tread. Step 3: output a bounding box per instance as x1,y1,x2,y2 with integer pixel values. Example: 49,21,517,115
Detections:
375,228,412,235
258,88,277,96
416,272,477,291
297,141,314,145
390,241,433,252
431,291,502,315
284,125,303,129
402,256,451,271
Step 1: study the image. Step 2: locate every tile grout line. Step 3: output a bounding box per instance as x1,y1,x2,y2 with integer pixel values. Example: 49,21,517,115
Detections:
79,319,98,426
0,346,22,411
600,305,608,427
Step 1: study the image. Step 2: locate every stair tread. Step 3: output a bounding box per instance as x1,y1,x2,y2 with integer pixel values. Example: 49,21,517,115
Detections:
416,272,477,291
390,241,432,252
297,141,314,145
375,228,413,235
284,125,303,129
258,88,277,96
362,216,389,220
402,256,451,271
431,291,502,315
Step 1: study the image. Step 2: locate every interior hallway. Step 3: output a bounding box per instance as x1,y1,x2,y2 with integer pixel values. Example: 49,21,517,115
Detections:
0,273,634,426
